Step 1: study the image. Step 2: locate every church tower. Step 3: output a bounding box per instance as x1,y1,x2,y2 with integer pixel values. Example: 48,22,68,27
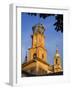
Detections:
54,48,62,72
28,24,47,62
22,24,51,76
22,24,63,76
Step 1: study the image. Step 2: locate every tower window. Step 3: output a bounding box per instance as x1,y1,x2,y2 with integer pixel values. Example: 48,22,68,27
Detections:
42,54,44,59
33,53,37,59
56,59,58,64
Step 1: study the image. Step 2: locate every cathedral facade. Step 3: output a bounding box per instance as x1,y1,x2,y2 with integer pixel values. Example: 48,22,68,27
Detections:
22,24,63,76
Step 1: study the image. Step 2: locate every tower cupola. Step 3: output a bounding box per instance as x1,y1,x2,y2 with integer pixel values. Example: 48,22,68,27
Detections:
32,23,45,34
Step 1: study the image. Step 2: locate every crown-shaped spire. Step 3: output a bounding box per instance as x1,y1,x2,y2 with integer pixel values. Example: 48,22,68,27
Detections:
32,23,45,34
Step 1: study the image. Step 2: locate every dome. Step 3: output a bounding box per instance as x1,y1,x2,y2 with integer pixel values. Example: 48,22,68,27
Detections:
55,53,60,57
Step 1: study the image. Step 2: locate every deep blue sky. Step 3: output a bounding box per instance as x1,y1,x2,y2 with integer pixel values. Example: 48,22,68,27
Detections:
21,12,63,66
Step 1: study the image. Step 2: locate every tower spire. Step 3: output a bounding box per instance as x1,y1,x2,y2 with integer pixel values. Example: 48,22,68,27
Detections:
56,48,58,54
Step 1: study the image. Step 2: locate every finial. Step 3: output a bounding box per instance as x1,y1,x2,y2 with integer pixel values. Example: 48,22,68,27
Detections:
56,48,58,53
55,48,60,57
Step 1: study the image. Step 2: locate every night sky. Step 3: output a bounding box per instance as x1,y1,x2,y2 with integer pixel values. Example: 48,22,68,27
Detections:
21,12,63,66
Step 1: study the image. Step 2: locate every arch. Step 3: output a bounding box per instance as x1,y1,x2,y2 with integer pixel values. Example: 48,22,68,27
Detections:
56,58,58,64
33,53,37,59
42,54,44,59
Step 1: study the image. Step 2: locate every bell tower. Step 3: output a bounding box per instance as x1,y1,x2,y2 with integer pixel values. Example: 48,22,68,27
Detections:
54,48,62,72
28,24,47,62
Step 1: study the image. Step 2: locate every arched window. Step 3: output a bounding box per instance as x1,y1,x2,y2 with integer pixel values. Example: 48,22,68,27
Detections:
56,59,58,64
33,53,37,59
42,54,44,59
